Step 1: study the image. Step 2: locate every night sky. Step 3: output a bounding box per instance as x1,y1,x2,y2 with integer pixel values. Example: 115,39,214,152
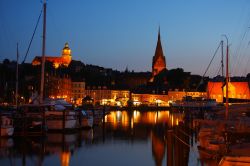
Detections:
1,0,250,77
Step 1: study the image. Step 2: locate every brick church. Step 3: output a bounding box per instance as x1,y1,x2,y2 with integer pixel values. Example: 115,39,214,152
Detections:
32,43,72,68
150,28,167,82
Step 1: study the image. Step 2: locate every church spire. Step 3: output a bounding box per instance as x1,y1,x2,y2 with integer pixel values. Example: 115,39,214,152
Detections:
158,26,161,40
151,28,166,78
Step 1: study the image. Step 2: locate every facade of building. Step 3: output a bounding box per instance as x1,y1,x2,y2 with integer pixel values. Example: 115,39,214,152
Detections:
131,93,169,106
85,86,130,106
152,29,167,79
72,81,85,105
32,43,72,68
131,90,207,107
45,74,72,102
168,90,207,101
207,81,250,102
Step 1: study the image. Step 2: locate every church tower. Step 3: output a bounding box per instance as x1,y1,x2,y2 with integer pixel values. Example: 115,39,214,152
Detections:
152,28,166,77
61,42,72,66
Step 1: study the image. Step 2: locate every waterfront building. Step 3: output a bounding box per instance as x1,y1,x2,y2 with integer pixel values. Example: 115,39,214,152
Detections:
131,93,169,106
32,43,72,68
72,81,85,105
207,81,250,102
131,90,207,106
45,73,72,102
151,28,167,80
85,86,129,106
168,90,207,102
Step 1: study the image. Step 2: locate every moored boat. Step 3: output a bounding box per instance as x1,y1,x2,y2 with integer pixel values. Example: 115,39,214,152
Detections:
13,104,47,135
219,156,250,166
77,109,93,128
45,109,77,130
0,113,14,137
44,98,78,131
171,96,217,109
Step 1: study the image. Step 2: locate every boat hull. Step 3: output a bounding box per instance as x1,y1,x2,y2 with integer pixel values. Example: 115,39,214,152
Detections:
46,119,77,130
0,127,14,137
46,111,77,130
219,156,250,166
80,117,93,128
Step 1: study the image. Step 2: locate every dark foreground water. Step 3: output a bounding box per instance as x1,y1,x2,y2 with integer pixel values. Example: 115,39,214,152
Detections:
0,110,204,166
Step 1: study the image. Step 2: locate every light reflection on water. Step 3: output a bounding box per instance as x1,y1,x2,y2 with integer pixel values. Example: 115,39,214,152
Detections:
0,110,203,166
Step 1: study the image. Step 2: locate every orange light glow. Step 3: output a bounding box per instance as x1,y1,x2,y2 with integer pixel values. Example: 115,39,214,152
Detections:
60,151,70,166
208,81,250,102
106,110,183,129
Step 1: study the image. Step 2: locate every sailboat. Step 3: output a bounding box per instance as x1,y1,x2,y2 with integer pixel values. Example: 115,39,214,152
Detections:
44,99,78,130
197,37,250,164
36,1,78,131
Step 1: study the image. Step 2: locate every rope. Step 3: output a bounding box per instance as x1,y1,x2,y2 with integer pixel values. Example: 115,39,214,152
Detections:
203,41,222,78
172,133,191,147
22,8,43,64
231,26,250,76
177,127,193,138
196,41,222,91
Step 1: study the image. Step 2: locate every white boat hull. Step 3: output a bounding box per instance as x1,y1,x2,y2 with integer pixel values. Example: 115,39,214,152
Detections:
46,111,77,130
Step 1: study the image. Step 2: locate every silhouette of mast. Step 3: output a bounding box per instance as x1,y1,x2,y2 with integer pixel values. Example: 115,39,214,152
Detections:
221,40,224,77
16,43,19,108
40,0,47,103
223,35,229,120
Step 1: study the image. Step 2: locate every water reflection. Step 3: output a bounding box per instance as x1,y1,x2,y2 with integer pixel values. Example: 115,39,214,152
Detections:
105,110,183,128
0,110,197,166
103,110,189,166
151,127,165,166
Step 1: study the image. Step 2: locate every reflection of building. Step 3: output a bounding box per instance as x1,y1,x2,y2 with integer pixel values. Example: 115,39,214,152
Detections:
106,111,183,128
207,81,250,102
72,81,85,105
172,123,190,166
151,131,165,166
61,151,71,166
152,28,166,79
45,133,78,166
32,43,72,68
45,74,72,102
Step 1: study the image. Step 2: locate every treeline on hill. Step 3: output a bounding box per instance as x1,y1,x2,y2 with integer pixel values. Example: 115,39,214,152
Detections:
1,59,249,103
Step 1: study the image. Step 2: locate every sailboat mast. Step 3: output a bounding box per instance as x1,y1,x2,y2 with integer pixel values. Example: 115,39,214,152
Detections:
221,40,224,77
16,43,19,108
40,0,47,103
225,36,229,120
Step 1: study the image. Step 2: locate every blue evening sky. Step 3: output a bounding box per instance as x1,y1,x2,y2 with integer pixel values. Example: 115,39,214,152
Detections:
1,0,250,76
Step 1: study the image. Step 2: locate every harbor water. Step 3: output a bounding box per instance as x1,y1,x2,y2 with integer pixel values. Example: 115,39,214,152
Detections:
0,110,207,166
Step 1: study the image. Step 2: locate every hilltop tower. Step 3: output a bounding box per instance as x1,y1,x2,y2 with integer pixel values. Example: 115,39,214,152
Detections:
61,42,72,66
152,28,166,78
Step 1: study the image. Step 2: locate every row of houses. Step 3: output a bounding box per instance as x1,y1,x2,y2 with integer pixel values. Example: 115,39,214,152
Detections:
44,73,250,107
44,74,205,106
